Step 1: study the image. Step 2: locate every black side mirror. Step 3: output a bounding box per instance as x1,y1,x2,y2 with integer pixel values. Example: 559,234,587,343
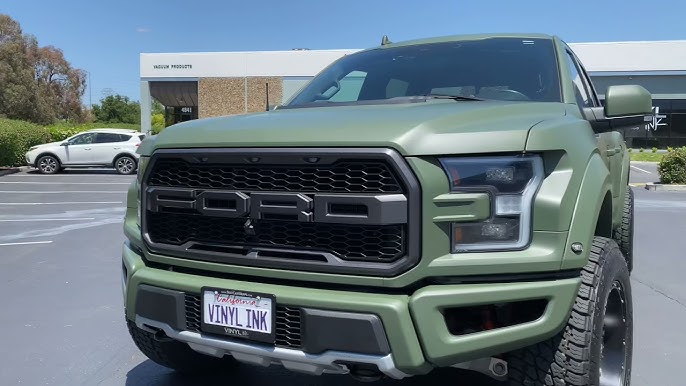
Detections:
61,142,69,146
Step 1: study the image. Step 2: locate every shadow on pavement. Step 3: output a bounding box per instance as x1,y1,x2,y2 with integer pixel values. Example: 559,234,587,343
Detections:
26,168,123,175
125,360,500,386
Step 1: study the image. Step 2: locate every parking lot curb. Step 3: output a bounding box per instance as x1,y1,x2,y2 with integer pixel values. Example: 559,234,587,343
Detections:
644,183,686,191
0,168,20,177
0,166,31,177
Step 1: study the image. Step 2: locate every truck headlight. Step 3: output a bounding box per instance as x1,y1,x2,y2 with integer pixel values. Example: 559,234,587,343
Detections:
440,155,544,252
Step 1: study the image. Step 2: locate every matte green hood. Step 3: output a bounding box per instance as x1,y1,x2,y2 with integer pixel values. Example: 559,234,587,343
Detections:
149,100,566,156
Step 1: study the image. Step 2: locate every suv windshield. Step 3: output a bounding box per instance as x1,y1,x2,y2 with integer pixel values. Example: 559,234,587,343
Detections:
286,37,561,107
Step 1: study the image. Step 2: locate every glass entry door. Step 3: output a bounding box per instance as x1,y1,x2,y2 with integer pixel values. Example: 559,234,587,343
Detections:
165,106,198,126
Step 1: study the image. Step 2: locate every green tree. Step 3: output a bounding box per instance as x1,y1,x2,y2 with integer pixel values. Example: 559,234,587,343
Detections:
0,15,41,122
92,95,141,124
152,99,165,115
0,14,86,124
151,113,165,127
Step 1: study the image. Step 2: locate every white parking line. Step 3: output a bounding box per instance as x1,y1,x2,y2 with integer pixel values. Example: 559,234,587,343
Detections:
0,241,53,246
0,202,122,205
0,218,96,222
630,165,652,174
0,182,131,185
0,191,126,194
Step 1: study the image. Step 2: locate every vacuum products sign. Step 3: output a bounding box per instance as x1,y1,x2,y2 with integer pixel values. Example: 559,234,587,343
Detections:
152,64,193,70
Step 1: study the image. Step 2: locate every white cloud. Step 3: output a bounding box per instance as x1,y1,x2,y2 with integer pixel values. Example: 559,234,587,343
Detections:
136,27,151,33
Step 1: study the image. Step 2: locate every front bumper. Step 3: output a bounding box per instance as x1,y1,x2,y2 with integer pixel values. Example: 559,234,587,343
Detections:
123,242,580,376
135,314,407,378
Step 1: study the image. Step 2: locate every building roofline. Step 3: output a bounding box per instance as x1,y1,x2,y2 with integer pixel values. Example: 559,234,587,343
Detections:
140,49,359,56
569,39,686,45
139,38,686,57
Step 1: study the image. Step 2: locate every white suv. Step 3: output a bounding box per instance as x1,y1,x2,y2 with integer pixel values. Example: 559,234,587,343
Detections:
25,129,146,175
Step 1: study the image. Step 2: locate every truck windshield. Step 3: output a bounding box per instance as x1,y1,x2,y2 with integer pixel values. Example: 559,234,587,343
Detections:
286,38,561,107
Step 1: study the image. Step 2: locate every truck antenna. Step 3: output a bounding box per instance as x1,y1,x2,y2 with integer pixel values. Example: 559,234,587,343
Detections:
381,35,391,46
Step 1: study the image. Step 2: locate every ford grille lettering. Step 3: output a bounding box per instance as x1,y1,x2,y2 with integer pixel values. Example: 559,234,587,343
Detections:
146,187,407,225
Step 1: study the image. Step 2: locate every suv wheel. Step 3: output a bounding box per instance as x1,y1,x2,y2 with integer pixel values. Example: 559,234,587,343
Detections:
126,319,237,373
614,187,634,272
506,237,632,386
37,155,60,174
115,155,136,175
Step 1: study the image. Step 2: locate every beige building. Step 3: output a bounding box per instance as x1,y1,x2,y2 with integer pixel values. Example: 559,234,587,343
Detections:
139,49,357,131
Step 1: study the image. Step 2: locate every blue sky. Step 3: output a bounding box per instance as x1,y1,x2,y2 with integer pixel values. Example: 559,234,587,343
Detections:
3,0,685,103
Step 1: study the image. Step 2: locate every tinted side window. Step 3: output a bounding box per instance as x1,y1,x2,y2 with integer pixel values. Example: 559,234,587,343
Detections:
68,133,96,145
565,52,592,108
138,135,146,141
95,133,126,143
386,78,409,98
119,134,132,142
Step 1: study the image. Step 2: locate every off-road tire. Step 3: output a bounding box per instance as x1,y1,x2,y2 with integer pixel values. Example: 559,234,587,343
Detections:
614,188,634,272
36,155,60,174
115,155,137,175
126,319,235,373
506,237,633,385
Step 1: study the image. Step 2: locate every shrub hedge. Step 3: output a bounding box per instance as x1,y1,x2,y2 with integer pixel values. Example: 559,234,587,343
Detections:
0,118,52,167
658,147,686,184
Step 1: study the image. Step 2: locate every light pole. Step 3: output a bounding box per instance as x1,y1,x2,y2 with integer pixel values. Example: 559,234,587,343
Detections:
84,70,92,109
89,71,92,109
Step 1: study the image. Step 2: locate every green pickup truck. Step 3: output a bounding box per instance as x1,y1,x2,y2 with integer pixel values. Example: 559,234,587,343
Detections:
122,34,651,385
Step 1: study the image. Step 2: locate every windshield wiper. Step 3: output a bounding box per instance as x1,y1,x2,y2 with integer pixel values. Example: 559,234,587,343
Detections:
423,94,484,101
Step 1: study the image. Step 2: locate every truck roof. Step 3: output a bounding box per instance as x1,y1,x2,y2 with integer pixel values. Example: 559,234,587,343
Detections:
379,33,556,49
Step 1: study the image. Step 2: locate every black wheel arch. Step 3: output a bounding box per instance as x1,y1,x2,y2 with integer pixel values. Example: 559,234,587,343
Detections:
595,187,634,272
594,190,613,239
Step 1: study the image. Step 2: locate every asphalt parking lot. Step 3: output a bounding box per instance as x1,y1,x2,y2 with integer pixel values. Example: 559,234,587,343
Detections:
0,165,684,385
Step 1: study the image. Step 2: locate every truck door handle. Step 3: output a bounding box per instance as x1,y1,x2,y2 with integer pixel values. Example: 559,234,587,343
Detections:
113,147,120,150
84,148,92,150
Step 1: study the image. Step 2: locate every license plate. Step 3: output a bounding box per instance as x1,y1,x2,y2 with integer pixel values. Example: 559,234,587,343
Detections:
201,288,276,344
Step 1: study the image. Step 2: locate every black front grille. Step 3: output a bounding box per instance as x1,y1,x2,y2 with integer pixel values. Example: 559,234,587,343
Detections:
142,149,420,276
184,294,303,349
149,212,405,261
148,159,402,194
